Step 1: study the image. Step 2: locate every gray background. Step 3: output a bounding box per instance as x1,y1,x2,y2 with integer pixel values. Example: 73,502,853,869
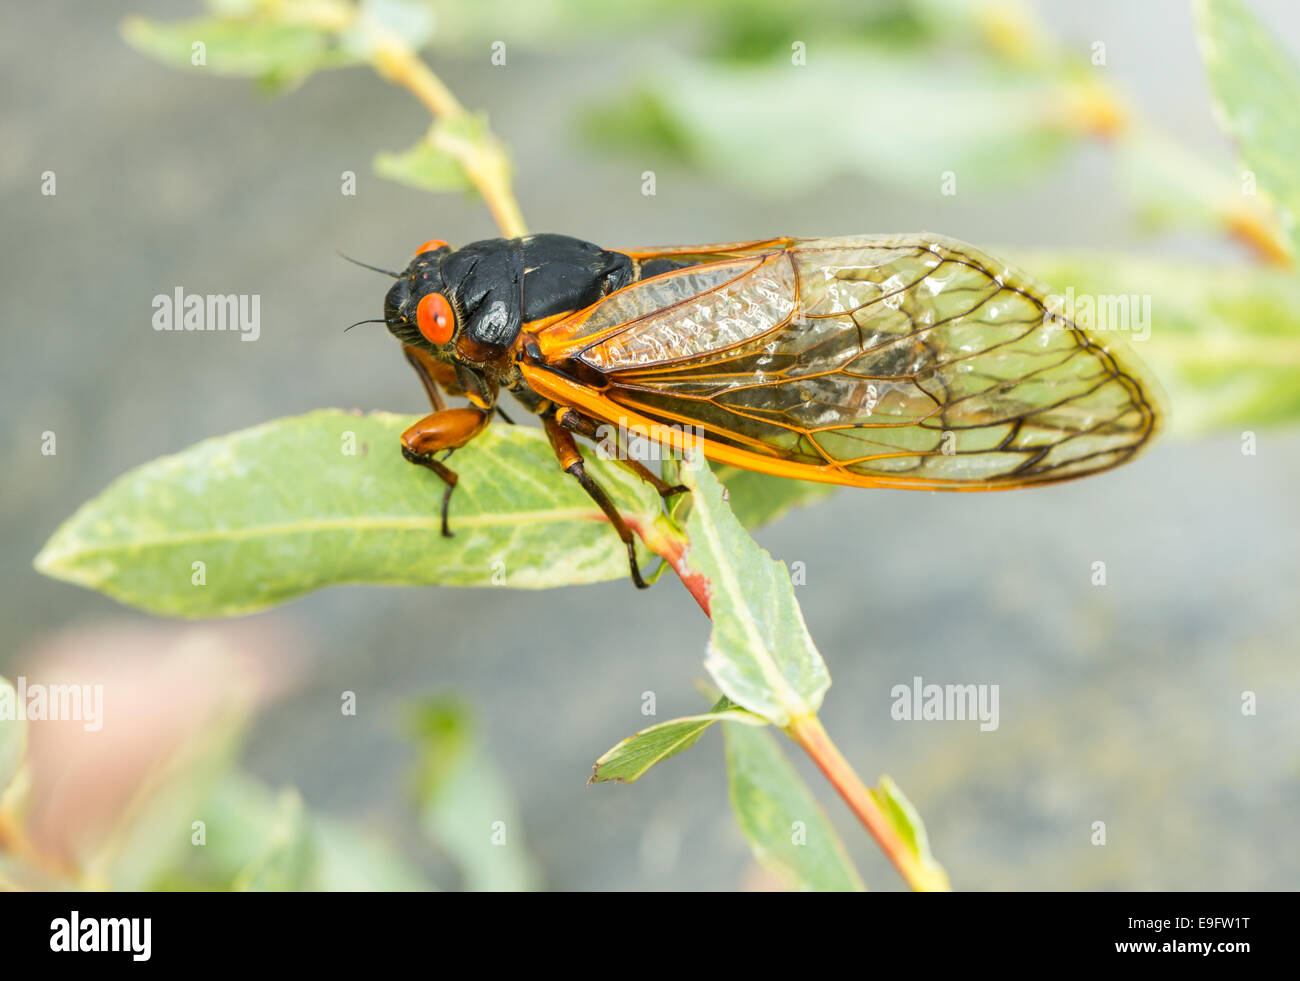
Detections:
3,0,1298,890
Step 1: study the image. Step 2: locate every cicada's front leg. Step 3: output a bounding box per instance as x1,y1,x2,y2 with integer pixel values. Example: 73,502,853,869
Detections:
401,408,490,538
400,343,491,537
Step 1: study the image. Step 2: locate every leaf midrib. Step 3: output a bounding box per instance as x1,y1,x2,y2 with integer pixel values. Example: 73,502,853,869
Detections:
36,506,608,568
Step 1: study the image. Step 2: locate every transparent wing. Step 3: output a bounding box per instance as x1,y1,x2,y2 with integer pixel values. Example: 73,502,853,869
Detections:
534,235,1164,489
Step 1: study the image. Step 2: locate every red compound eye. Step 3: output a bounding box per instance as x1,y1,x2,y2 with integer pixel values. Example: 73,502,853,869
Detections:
414,239,448,257
416,292,454,345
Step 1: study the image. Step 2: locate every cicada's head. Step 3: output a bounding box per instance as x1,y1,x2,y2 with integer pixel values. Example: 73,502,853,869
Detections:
384,239,458,353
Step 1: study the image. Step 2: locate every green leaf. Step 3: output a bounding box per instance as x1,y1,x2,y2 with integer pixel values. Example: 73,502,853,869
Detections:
1010,251,1300,432
34,411,662,617
1195,0,1300,260
678,454,831,728
231,788,316,891
869,775,949,891
712,466,837,529
590,695,767,785
724,722,864,891
0,676,27,798
122,15,361,91
373,118,482,194
410,698,538,891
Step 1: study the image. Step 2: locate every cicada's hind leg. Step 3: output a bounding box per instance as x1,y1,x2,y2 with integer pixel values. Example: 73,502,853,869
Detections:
553,407,688,500
542,412,651,589
401,344,490,537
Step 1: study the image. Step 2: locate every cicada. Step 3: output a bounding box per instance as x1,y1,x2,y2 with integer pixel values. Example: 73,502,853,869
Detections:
374,234,1163,586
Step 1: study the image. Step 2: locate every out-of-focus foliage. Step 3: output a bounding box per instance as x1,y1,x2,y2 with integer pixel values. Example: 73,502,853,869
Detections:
409,698,539,891
582,54,1093,196
0,677,26,802
0,638,529,891
1017,252,1300,434
1196,0,1300,261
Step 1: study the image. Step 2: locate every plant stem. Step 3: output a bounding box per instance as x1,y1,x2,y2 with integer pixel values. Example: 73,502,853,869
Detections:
638,510,945,890
366,35,528,238
310,1,528,239
787,713,950,892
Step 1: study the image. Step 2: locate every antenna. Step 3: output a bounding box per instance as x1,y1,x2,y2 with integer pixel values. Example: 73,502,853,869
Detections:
337,251,400,278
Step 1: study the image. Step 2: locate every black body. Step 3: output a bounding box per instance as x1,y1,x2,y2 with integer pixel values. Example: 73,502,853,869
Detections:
384,233,636,357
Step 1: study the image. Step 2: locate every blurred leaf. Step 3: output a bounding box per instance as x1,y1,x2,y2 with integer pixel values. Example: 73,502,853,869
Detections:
429,0,1042,65
678,454,831,728
0,676,26,797
723,722,864,891
311,817,432,891
1119,127,1289,263
346,0,438,55
410,698,538,891
1012,251,1300,433
231,788,315,891
84,705,249,890
1196,0,1300,260
34,411,663,617
1115,129,1241,233
868,774,949,891
0,855,71,891
151,772,279,890
374,117,483,194
591,695,766,785
582,53,1086,195
156,773,432,891
122,15,361,91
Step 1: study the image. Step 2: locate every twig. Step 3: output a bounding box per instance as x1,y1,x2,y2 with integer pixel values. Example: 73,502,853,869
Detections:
788,714,950,892
635,510,945,890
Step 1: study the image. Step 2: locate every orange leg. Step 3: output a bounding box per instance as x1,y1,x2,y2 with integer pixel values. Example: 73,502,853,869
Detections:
401,408,490,537
554,406,687,498
406,343,515,423
403,344,464,412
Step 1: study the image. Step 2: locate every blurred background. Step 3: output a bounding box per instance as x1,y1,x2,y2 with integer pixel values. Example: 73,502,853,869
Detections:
2,0,1298,890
